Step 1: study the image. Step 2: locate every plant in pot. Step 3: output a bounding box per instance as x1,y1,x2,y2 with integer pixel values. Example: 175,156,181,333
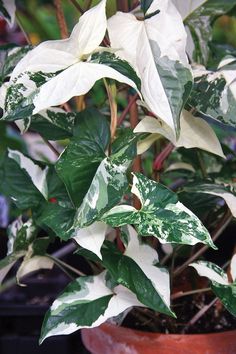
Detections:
0,0,236,353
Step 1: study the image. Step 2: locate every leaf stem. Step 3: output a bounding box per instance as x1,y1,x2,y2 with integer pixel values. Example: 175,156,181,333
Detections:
173,211,232,277
153,142,174,171
104,79,118,140
47,255,85,277
118,93,138,126
69,0,84,13
171,287,211,300
53,0,69,39
41,137,60,157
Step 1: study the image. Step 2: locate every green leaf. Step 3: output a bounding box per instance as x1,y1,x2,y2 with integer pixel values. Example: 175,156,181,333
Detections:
30,108,75,141
91,51,141,91
141,0,154,14
212,282,236,317
0,151,46,210
73,134,137,228
56,108,110,207
7,218,37,253
35,203,75,241
103,173,216,248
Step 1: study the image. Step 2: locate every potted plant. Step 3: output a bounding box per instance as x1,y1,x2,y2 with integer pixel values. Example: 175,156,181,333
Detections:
0,0,236,353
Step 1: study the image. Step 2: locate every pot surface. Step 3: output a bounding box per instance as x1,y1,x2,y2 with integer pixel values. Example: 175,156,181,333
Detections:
81,323,236,354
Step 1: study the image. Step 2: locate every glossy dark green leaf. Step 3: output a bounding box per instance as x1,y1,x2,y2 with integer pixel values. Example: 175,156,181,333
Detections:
56,108,110,207
141,0,154,14
212,282,236,317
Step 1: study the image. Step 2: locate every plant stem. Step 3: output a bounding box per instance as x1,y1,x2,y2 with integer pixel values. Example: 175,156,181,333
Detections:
104,79,117,140
118,93,138,126
173,211,232,277
171,287,211,300
69,0,84,13
53,0,68,39
153,142,174,171
182,297,218,333
84,0,93,11
197,151,207,179
129,94,142,210
116,0,129,11
41,137,60,157
47,255,85,277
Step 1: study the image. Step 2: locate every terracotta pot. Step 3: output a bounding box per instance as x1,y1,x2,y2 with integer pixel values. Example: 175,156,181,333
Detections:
81,323,236,354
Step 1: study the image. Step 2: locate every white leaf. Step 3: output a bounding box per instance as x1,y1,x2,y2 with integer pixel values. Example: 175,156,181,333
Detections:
11,0,107,80
32,62,138,113
1,0,16,27
190,261,229,285
134,110,225,158
73,222,107,259
125,225,170,307
108,0,189,132
8,149,48,199
16,256,54,283
172,0,207,20
230,254,236,282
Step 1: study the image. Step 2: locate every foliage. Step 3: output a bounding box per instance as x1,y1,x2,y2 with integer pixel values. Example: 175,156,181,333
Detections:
0,0,236,343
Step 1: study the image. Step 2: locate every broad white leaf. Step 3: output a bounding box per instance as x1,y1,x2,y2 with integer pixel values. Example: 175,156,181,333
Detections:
32,62,138,114
108,0,191,133
172,0,207,20
8,149,48,199
134,110,225,158
125,225,170,307
190,261,229,285
230,254,236,282
16,256,54,283
73,222,107,259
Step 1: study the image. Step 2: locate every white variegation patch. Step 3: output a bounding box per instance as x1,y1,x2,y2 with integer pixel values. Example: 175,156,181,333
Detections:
7,217,23,255
73,221,107,259
125,225,170,307
190,261,229,285
8,149,48,199
230,254,236,282
172,0,207,20
134,110,225,158
16,256,54,283
1,0,16,27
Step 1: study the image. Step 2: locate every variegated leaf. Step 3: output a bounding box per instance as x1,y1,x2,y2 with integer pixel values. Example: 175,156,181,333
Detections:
103,173,215,248
101,226,174,316
40,271,142,343
190,261,236,317
134,110,225,158
183,182,236,217
108,0,192,135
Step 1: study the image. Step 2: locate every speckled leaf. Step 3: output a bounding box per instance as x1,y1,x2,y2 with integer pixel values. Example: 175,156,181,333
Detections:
7,218,37,254
183,0,235,65
190,261,236,317
183,182,236,217
40,271,143,343
101,229,174,316
188,68,236,129
0,45,32,83
103,173,215,248
3,71,57,122
56,109,110,207
74,134,137,228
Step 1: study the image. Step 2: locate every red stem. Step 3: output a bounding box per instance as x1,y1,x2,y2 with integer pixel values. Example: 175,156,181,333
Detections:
153,143,174,171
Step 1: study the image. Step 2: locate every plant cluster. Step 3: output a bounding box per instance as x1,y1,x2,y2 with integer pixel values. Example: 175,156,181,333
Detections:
0,0,236,343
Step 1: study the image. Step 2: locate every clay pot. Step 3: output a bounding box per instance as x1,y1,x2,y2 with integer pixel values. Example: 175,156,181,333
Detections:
81,323,236,354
